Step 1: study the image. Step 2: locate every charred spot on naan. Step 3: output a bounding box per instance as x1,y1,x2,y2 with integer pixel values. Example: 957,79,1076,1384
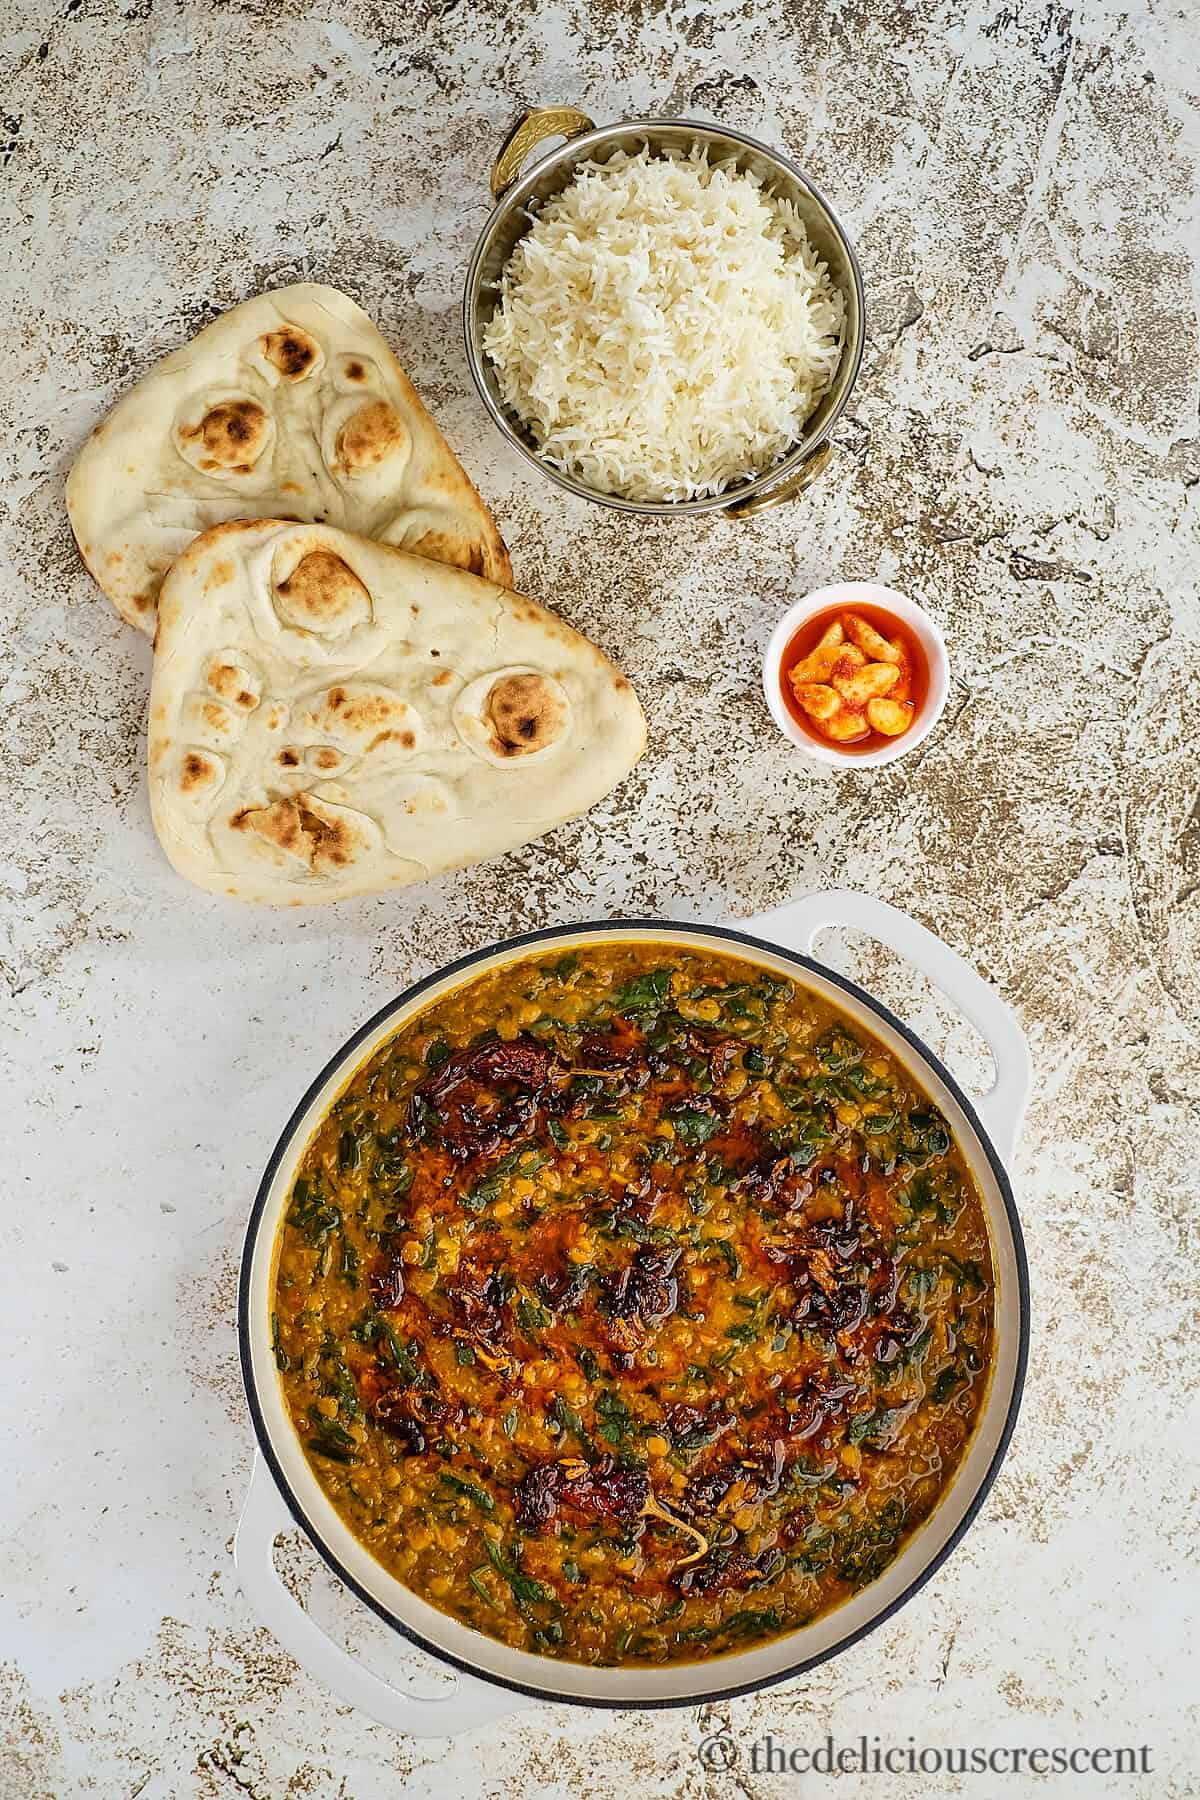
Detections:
382,495,510,585
307,683,422,753
296,800,358,871
178,399,271,473
328,350,379,391
421,458,512,583
203,699,235,733
171,746,227,811
487,672,567,756
181,753,209,789
260,326,322,381
180,750,222,791
230,792,378,873
206,559,236,591
231,797,306,860
408,529,486,576
180,692,242,745
206,655,262,711
368,728,417,752
451,667,570,765
273,551,372,634
335,400,408,474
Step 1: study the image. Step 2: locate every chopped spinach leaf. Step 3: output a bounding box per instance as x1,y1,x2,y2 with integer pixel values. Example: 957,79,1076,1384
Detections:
669,1105,720,1147
516,1295,552,1333
548,1395,594,1455
682,1606,782,1645
306,1413,358,1465
544,952,580,979
464,1143,551,1212
484,1537,550,1607
468,1567,501,1608
847,1406,905,1446
270,1312,292,1372
441,1472,495,1513
595,1388,634,1448
611,968,673,1016
287,1178,341,1246
813,1028,864,1075
704,1238,741,1280
931,1365,965,1404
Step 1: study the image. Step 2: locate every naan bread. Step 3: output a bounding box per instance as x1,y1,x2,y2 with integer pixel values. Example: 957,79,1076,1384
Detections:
66,284,511,633
148,520,646,904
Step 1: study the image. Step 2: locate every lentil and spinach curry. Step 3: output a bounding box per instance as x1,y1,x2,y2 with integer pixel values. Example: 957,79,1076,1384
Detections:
271,942,994,1666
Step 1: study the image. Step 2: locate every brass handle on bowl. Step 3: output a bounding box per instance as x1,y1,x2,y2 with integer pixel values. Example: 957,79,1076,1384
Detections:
724,441,836,520
490,106,597,200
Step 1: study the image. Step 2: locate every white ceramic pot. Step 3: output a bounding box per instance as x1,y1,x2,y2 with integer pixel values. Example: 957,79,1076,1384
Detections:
235,889,1030,1735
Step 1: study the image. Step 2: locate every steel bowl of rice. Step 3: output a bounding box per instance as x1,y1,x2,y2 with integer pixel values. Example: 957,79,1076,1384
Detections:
462,107,866,518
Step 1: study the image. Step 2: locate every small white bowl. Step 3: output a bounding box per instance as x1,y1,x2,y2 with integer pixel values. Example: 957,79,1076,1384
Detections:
763,581,950,769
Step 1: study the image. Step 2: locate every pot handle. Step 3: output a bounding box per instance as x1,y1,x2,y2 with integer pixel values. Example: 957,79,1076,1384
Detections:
490,106,596,200
741,889,1031,1161
723,441,835,519
234,1454,533,1737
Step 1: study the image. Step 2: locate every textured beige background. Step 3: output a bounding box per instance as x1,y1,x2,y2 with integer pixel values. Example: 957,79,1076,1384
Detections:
2,0,1198,1794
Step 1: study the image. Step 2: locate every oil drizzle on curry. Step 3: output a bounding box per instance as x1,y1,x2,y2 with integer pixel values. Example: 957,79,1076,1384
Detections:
272,945,994,1666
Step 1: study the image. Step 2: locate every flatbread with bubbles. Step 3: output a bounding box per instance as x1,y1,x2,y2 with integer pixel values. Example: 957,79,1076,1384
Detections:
148,520,646,904
66,283,511,633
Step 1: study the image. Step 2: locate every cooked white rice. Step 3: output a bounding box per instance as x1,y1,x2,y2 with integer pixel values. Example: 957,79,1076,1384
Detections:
482,145,846,504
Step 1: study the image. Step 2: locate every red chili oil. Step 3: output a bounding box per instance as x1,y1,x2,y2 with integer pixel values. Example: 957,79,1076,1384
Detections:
780,601,929,754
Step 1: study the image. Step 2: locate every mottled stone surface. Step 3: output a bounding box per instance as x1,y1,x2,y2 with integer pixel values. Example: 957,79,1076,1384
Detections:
2,0,1198,1793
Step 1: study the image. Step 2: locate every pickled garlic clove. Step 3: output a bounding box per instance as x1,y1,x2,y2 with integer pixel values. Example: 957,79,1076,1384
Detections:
794,683,842,722
788,620,846,686
790,650,837,685
866,697,915,736
829,644,866,678
834,660,900,706
823,708,869,741
844,612,903,665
